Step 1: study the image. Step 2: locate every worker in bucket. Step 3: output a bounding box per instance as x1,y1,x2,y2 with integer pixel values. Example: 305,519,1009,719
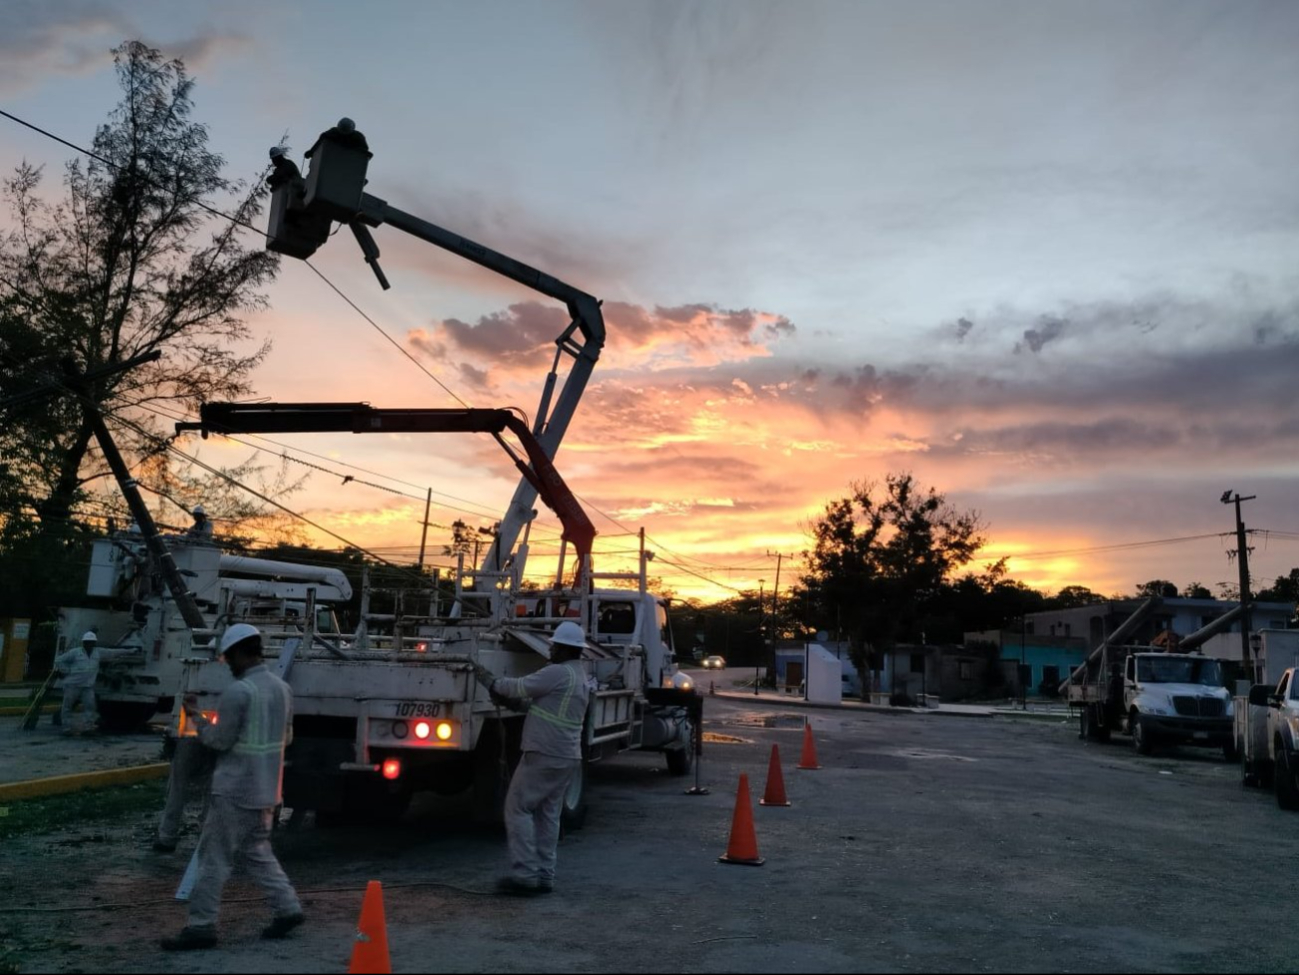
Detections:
473,620,591,896
161,624,303,951
188,503,213,538
54,632,106,735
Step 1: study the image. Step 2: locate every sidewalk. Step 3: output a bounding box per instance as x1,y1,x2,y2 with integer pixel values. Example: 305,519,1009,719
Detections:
703,682,1071,721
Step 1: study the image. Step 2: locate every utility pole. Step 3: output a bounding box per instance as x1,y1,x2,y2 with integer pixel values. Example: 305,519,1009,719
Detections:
1222,490,1257,681
755,579,765,696
416,487,432,569
767,551,794,696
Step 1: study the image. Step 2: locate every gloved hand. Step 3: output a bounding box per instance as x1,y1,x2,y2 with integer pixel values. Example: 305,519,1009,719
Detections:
471,663,496,688
488,686,518,710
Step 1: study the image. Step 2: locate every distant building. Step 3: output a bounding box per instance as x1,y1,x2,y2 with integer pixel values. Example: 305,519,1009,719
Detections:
967,596,1296,697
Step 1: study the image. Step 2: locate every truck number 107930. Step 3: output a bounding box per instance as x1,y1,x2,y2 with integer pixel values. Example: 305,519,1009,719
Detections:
394,701,441,718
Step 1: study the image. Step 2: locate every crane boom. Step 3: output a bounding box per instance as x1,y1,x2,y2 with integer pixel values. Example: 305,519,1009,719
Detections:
263,118,605,578
179,402,596,581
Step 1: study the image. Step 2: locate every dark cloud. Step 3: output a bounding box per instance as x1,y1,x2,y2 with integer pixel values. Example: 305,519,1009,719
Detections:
1015,315,1069,354
955,317,974,342
457,362,491,390
0,5,249,94
424,299,794,371
437,302,569,369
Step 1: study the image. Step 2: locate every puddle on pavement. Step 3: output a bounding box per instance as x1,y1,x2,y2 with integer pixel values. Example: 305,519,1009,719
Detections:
721,711,806,730
702,731,751,744
885,748,977,762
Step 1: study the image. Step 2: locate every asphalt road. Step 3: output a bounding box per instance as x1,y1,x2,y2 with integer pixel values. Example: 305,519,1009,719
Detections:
3,689,1298,973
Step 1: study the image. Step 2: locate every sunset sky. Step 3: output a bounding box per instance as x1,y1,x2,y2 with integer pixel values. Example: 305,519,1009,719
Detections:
4,1,1299,602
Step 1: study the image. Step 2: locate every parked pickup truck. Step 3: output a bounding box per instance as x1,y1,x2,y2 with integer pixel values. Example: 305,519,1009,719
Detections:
1238,667,1299,809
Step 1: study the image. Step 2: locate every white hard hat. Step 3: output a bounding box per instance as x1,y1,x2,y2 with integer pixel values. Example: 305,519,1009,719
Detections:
219,623,262,654
551,620,586,649
192,504,206,516
81,631,98,643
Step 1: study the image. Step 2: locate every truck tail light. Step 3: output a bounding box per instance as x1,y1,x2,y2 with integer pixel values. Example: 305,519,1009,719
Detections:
414,721,431,740
381,758,401,781
435,721,453,741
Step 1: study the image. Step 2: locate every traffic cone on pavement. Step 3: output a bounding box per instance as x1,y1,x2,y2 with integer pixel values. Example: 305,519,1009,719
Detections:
796,720,822,770
348,880,391,975
759,744,791,806
718,773,765,866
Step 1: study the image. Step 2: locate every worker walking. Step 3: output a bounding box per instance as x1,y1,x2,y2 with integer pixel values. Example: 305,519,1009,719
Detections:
153,736,215,853
54,632,105,735
474,620,590,896
161,624,303,950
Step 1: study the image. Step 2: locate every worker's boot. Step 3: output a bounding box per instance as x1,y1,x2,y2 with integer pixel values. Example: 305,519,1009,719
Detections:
495,877,543,897
160,925,217,951
261,913,305,939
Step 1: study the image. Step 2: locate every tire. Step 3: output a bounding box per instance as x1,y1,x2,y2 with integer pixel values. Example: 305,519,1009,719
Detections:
319,778,411,827
1275,745,1299,811
96,700,156,733
471,718,522,825
666,745,693,776
1078,707,1090,740
560,759,588,833
666,713,696,775
1132,713,1154,755
1242,754,1258,788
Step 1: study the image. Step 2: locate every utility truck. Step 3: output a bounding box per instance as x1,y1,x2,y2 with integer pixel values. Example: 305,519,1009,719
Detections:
172,118,698,824
1067,598,1235,758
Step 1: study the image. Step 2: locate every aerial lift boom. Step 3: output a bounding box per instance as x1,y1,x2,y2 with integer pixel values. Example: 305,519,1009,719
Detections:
263,119,605,578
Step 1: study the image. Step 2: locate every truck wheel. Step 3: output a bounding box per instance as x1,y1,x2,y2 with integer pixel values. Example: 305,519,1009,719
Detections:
471,718,522,825
1132,714,1154,755
1275,747,1299,811
1078,707,1090,740
560,759,588,833
97,701,156,733
1242,754,1258,788
666,745,693,776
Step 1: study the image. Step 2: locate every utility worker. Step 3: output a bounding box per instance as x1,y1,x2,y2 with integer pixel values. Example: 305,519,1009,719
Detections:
161,624,303,951
54,632,105,735
474,620,590,895
188,504,213,538
153,733,215,853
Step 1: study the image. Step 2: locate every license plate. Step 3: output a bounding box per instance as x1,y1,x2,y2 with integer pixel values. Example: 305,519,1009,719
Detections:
393,701,441,718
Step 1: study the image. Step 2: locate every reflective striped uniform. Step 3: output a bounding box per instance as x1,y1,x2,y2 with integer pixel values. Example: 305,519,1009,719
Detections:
494,659,590,888
187,663,300,929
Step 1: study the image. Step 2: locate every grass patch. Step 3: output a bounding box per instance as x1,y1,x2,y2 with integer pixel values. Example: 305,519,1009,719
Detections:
0,780,164,840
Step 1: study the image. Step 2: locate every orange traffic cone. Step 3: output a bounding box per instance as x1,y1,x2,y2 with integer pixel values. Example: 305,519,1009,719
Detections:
348,880,391,975
718,773,764,866
796,720,822,770
759,743,791,806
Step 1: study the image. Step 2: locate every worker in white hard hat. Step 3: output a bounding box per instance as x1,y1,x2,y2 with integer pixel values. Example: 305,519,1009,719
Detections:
188,503,213,539
473,619,591,895
53,632,105,735
162,624,302,951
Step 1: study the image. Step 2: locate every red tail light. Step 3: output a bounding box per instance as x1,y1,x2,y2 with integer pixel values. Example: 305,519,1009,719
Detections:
413,721,431,740
381,758,401,780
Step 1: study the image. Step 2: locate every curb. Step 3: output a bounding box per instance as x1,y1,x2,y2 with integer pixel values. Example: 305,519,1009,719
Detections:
710,690,995,718
708,691,1073,722
0,705,58,717
0,763,170,802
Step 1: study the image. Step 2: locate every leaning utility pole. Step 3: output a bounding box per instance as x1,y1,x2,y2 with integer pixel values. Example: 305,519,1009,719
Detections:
1221,490,1256,681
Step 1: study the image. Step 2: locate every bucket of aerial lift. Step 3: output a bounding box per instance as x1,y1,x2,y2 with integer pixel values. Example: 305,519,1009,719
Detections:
267,178,331,258
303,118,372,223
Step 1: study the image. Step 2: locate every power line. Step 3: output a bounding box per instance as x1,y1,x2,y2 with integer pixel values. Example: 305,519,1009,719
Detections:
1002,532,1230,563
0,107,472,409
